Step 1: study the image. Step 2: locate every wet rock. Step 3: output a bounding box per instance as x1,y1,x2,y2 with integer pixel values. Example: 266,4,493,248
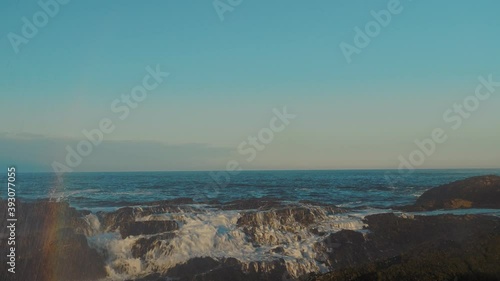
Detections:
271,246,285,254
99,206,136,232
120,220,178,238
237,207,327,228
310,227,327,236
0,200,106,281
99,203,200,231
173,257,289,281
313,232,500,281
240,259,290,281
312,213,500,281
131,232,176,258
314,230,377,268
41,228,106,281
164,257,222,280
0,200,95,235
238,206,329,245
135,257,291,281
398,175,500,211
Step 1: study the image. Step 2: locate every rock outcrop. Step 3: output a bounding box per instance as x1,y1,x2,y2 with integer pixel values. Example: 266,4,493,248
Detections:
237,205,342,246
312,213,500,281
397,175,500,211
0,200,106,281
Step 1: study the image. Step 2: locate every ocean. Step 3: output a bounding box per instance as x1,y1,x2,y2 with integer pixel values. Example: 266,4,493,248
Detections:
12,169,500,210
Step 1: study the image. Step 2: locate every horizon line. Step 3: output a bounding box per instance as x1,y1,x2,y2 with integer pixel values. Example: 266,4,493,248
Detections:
13,167,500,174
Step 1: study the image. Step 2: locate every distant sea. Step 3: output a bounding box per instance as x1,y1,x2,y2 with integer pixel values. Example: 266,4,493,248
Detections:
9,169,500,210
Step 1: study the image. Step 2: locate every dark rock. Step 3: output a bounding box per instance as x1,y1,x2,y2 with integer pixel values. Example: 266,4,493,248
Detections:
99,206,136,232
313,232,500,281
312,213,500,281
189,258,289,281
271,246,285,254
315,213,500,269
99,203,199,232
120,220,178,238
398,175,500,211
135,257,291,281
165,257,221,280
314,230,378,268
0,200,106,281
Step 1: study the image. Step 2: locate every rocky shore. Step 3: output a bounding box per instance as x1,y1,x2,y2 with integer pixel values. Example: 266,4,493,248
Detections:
0,175,499,281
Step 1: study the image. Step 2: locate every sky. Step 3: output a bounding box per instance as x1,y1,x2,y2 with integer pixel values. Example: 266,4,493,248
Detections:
0,0,499,172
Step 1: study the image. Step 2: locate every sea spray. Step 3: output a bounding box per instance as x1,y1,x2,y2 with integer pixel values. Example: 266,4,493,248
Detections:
85,202,372,280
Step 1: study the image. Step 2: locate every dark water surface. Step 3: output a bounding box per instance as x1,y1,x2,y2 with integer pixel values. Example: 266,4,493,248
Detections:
8,169,500,210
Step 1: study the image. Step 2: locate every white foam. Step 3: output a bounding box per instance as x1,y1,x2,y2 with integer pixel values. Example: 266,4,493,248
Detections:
89,233,145,280
87,206,389,280
82,213,102,236
50,188,100,201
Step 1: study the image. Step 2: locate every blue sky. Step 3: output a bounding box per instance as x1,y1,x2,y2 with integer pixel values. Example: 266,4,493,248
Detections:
0,0,499,172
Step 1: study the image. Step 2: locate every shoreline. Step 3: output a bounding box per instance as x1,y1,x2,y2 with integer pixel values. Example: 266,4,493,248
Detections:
1,175,499,281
